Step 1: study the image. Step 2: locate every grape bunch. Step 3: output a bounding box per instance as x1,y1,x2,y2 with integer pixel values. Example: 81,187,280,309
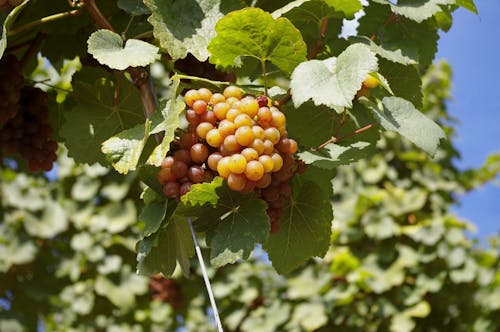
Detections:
0,86,58,172
158,86,301,232
0,54,24,126
149,275,183,310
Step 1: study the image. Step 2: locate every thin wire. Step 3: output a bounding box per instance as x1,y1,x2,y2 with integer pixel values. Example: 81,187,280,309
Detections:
187,217,224,332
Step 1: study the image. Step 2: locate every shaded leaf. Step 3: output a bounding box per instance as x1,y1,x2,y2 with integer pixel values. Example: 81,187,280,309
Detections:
298,141,375,169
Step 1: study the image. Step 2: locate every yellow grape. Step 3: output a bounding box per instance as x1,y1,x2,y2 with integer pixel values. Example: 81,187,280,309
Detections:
226,108,242,122
218,119,236,137
271,109,286,127
207,152,223,171
239,96,259,118
198,88,212,102
217,156,231,178
263,140,274,155
252,126,265,140
213,102,230,120
206,128,223,147
196,122,214,139
245,160,264,181
228,154,247,174
258,155,274,173
271,153,283,172
224,85,243,99
241,147,259,161
234,114,253,128
227,173,247,191
264,127,280,145
223,135,241,153
210,93,225,105
249,138,265,155
184,89,200,108
235,126,254,146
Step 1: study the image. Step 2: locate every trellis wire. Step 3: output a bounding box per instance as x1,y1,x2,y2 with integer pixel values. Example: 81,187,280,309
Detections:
187,217,224,332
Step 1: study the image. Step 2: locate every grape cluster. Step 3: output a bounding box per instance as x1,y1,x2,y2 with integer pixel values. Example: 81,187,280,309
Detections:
0,86,58,172
158,86,301,232
0,55,24,126
149,275,183,310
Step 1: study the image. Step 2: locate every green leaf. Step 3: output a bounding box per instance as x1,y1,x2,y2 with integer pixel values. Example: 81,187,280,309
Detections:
147,76,184,166
273,0,362,20
291,44,378,109
366,96,445,156
145,0,242,61
138,165,163,195
285,102,337,148
208,198,269,267
208,7,307,74
87,29,159,70
180,176,224,207
298,141,375,169
0,0,30,59
118,0,151,15
456,0,478,14
379,59,423,109
136,217,194,276
60,74,144,165
24,201,68,238
373,0,454,23
350,36,418,65
264,180,332,274
325,0,362,19
102,120,151,174
140,201,168,237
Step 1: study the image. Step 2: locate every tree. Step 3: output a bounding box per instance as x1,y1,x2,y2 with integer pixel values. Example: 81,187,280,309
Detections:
1,0,499,331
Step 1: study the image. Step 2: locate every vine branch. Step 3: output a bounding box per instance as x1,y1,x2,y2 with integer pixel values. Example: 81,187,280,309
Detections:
315,122,379,151
7,9,83,36
308,18,329,59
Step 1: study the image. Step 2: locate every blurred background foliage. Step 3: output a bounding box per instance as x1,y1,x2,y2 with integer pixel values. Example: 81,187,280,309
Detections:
1,58,500,331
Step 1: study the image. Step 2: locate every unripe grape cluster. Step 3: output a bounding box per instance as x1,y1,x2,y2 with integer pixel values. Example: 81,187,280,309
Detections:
0,55,24,126
158,86,301,232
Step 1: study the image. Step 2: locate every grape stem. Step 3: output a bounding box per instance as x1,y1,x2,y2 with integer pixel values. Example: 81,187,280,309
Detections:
7,9,83,36
308,18,329,59
315,122,379,150
176,74,231,88
261,60,268,96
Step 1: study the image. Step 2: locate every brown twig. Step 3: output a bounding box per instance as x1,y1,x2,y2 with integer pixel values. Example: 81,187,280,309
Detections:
315,122,379,151
274,88,291,107
7,9,82,36
308,18,329,59
370,13,399,42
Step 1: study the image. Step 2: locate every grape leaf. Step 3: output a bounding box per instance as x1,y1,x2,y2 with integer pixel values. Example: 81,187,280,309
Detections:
298,141,376,169
291,44,378,109
140,201,168,237
0,0,30,59
179,179,269,266
365,96,445,156
272,0,362,20
372,0,454,23
87,30,159,70
147,76,184,166
136,217,194,276
118,0,151,15
349,36,418,65
208,7,307,74
60,75,144,165
101,120,151,174
208,198,269,267
379,59,423,109
456,0,477,14
264,180,333,274
138,165,163,195
144,0,242,61
285,102,337,148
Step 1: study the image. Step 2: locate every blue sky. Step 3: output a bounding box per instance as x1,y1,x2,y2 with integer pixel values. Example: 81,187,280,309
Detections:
436,1,500,238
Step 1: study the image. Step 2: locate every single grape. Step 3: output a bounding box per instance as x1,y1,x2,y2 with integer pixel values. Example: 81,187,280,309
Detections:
210,93,225,105
257,95,269,108
235,126,254,146
289,139,298,154
198,88,212,102
362,75,379,89
223,134,241,153
252,126,265,140
270,109,286,127
200,110,217,125
228,154,247,174
227,173,247,191
158,167,175,184
241,147,259,161
239,96,259,118
206,129,223,147
174,149,191,164
263,140,274,155
218,119,236,137
196,122,214,139
161,156,175,168
184,89,200,108
234,114,252,128
213,102,230,120
271,153,283,172
217,156,231,178
179,132,197,149
185,109,200,125
264,127,280,145
163,181,180,198
188,165,205,183
171,160,188,179
255,173,272,189
226,108,242,122
190,143,209,163
207,152,223,171
276,138,292,154
193,100,208,115
225,97,239,106
258,155,274,173
245,160,264,181
223,85,242,99
249,138,265,155
180,182,193,196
